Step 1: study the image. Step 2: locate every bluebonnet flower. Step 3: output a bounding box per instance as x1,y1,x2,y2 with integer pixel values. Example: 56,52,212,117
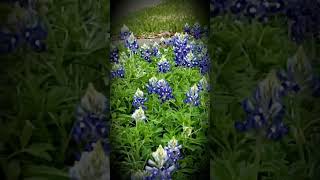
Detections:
245,3,258,18
120,24,131,40
146,77,158,94
210,0,230,17
230,0,247,14
71,83,110,159
164,137,183,167
199,53,210,75
151,42,161,57
191,22,202,39
110,45,119,63
156,79,174,103
234,71,289,140
144,145,176,180
132,88,147,110
69,141,110,180
22,23,48,52
0,31,20,54
269,0,285,13
184,23,191,34
286,0,320,43
140,43,152,63
111,65,125,78
184,84,200,106
198,76,210,92
266,120,289,140
125,33,139,54
158,56,170,73
172,33,191,66
75,83,108,121
132,106,147,122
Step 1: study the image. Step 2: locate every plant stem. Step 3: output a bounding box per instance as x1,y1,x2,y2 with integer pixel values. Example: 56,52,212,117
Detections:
254,134,262,178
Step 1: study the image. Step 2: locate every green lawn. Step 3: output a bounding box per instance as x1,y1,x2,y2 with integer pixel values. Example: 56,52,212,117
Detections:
111,0,209,38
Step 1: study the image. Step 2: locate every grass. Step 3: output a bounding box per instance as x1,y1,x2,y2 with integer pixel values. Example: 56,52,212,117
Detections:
111,0,209,38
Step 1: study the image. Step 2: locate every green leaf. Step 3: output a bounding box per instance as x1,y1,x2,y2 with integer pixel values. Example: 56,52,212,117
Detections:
20,120,34,148
6,159,21,180
24,143,54,161
22,165,69,179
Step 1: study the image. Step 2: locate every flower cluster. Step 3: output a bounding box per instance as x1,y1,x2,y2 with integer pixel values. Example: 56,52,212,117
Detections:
140,43,152,63
157,56,171,73
111,64,125,78
156,79,174,103
110,45,119,63
146,76,159,94
125,33,139,54
210,0,320,43
120,24,131,40
286,0,320,43
132,106,147,123
184,84,200,106
132,88,148,110
146,77,174,102
172,33,192,67
234,71,289,140
234,47,318,140
142,138,183,180
72,83,110,159
184,22,208,39
0,1,48,54
69,141,110,180
152,42,161,57
198,76,210,92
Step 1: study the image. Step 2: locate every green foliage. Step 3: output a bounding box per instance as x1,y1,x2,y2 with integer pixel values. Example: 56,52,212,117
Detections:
110,44,209,178
0,0,109,179
209,16,320,180
111,0,209,37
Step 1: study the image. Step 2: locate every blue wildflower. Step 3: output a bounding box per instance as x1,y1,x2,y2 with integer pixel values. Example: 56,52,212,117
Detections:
140,43,152,63
184,23,191,34
191,22,202,39
120,24,131,40
144,145,176,180
22,24,48,52
164,137,183,167
111,65,125,78
245,4,258,18
230,0,247,14
184,84,200,106
234,71,289,140
269,0,285,13
158,56,171,73
110,45,119,63
0,31,20,54
146,77,158,94
151,42,161,57
156,79,174,103
266,120,289,140
132,88,147,110
125,33,139,54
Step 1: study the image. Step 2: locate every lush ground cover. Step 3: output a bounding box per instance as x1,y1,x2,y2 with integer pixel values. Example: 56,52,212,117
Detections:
209,1,320,179
0,0,110,179
110,24,210,179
